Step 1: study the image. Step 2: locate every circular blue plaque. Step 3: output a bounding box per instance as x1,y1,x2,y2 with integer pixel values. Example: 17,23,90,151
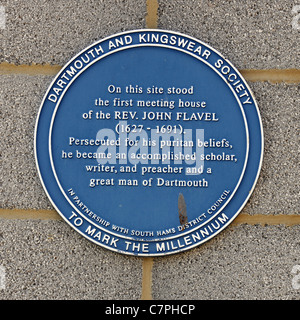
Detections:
35,30,263,256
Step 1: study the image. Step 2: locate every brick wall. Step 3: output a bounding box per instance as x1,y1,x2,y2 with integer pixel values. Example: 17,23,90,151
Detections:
0,0,299,299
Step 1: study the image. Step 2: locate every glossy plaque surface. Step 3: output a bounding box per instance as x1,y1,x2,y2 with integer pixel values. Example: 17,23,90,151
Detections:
35,30,263,256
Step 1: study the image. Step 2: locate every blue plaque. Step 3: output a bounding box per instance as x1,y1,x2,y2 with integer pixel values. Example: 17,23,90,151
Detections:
35,30,263,256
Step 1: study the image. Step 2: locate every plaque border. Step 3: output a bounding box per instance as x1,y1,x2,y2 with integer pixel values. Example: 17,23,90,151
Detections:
34,29,264,256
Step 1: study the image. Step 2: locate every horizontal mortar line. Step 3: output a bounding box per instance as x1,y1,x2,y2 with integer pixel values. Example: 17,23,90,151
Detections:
0,209,62,220
232,213,300,227
240,69,300,84
0,62,61,75
0,63,300,83
0,209,300,226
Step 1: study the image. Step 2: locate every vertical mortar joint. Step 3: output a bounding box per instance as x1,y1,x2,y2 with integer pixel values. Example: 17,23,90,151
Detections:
141,257,154,300
146,0,158,29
